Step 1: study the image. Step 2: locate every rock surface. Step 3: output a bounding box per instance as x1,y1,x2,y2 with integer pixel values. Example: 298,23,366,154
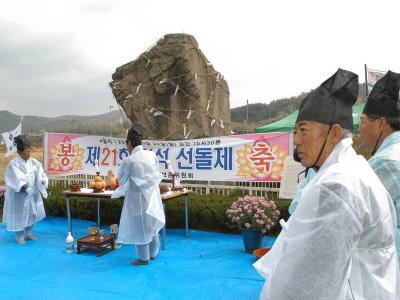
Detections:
110,33,231,140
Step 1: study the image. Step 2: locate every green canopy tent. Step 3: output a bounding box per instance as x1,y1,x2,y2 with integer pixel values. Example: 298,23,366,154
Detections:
255,103,365,133
255,110,298,133
351,103,365,132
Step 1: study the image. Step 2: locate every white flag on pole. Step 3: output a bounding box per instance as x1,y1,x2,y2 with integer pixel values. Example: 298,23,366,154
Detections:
367,68,386,92
1,122,22,157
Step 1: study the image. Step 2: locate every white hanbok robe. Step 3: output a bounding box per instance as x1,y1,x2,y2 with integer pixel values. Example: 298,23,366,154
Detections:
254,138,400,299
288,168,315,215
112,145,165,245
3,155,48,232
368,131,400,261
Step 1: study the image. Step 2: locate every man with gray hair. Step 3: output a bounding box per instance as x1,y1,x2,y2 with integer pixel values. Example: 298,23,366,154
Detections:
254,69,399,299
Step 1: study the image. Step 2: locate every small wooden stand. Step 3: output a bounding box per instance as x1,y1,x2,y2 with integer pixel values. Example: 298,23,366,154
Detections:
77,235,115,257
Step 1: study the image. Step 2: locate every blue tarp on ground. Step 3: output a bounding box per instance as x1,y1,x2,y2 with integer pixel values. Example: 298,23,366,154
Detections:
0,217,275,300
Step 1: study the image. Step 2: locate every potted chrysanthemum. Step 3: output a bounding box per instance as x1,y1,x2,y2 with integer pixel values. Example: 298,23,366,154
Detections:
226,195,280,253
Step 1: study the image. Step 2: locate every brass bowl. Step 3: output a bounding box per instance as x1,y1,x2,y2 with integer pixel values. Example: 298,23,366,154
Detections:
88,227,99,240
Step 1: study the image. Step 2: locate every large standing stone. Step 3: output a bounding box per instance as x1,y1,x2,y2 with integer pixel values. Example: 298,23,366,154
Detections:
110,33,231,140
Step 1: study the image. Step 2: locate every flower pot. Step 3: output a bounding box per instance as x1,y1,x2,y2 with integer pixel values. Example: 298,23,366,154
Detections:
241,229,263,253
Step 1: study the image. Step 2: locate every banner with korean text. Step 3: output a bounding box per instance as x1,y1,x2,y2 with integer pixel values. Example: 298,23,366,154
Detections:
44,132,291,182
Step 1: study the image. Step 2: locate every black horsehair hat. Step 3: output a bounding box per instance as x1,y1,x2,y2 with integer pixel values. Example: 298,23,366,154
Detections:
363,70,400,119
296,68,359,130
14,135,32,151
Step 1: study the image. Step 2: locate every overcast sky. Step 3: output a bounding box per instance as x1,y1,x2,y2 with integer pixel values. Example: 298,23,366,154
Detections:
0,0,399,117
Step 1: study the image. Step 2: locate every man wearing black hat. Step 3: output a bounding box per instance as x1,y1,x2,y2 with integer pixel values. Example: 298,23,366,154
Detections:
254,69,399,299
3,135,48,244
111,125,165,266
360,70,400,261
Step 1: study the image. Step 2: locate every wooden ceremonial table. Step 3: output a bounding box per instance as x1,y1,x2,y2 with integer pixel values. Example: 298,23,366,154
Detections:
76,235,115,257
160,190,191,249
63,189,190,250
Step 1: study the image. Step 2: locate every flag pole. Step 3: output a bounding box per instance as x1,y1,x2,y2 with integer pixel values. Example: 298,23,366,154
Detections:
246,99,249,134
364,64,369,97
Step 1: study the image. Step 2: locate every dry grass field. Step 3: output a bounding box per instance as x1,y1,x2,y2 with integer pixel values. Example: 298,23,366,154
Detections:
0,145,44,186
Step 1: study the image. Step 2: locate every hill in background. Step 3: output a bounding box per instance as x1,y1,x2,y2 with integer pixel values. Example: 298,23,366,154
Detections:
231,82,367,133
0,83,368,138
0,109,130,140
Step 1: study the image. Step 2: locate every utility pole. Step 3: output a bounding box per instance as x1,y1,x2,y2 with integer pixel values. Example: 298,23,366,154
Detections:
109,105,113,137
246,99,249,134
364,64,369,97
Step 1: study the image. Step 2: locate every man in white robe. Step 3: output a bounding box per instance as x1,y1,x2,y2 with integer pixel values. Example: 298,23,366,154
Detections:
287,165,314,215
254,69,400,299
360,70,400,261
112,125,165,266
3,135,48,244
